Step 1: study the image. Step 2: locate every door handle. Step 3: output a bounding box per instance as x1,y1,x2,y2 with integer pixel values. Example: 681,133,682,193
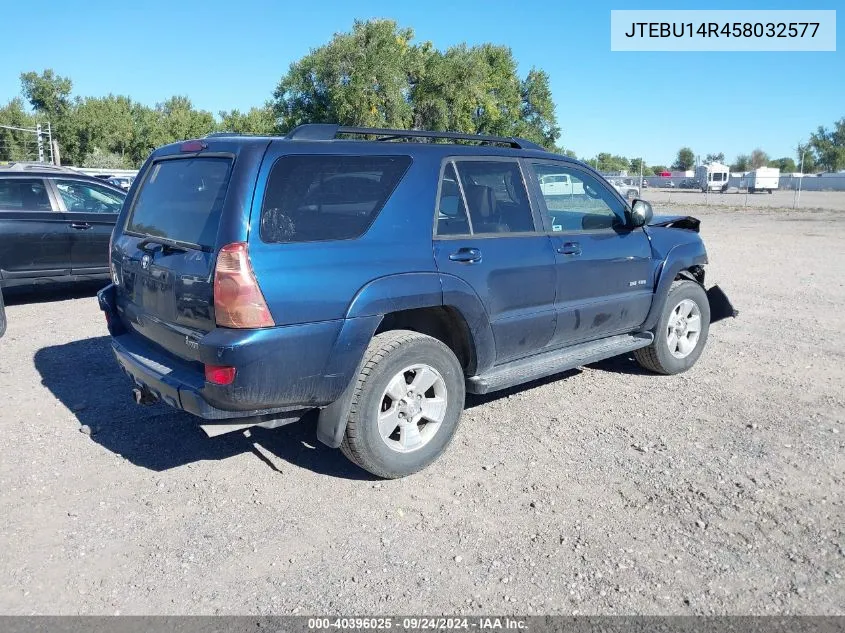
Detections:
557,242,581,255
449,247,482,263
70,222,92,230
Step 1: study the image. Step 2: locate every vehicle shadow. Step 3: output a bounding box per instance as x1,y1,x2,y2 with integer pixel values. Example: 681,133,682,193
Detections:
3,280,107,306
32,336,375,480
587,353,654,376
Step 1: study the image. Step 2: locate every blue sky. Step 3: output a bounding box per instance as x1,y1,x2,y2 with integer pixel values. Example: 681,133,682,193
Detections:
1,0,841,165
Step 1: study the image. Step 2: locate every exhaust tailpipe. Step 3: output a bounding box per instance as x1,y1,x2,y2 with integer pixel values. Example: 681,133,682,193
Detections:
132,387,157,406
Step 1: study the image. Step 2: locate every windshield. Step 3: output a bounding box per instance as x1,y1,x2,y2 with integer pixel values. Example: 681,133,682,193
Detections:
126,157,232,249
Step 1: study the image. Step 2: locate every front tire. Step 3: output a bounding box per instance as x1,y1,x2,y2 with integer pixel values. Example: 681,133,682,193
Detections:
340,330,465,478
634,280,711,375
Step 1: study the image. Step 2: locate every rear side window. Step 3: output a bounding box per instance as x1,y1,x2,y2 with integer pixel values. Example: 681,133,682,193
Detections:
0,179,51,211
435,159,535,236
126,157,232,248
260,155,412,243
55,179,124,213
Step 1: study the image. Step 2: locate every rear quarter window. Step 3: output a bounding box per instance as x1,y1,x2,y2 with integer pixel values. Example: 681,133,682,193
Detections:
260,155,412,243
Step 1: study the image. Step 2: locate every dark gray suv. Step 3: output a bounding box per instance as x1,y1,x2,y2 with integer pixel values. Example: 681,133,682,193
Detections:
0,162,126,289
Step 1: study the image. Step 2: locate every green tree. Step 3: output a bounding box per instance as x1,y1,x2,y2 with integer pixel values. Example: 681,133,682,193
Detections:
274,19,417,131
590,153,630,173
796,143,817,174
516,68,559,148
273,19,561,148
218,106,277,135
731,154,750,172
809,118,845,172
750,148,769,169
157,96,216,141
705,152,725,164
629,157,648,175
82,147,130,169
651,165,668,175
0,98,38,162
769,157,796,172
72,95,136,162
20,70,76,163
20,69,72,119
671,147,695,171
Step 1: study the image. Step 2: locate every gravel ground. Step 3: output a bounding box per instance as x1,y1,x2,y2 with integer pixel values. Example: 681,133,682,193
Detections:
0,205,843,616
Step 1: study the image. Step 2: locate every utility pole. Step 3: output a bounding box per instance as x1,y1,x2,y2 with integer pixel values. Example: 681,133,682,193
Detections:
794,147,806,210
639,157,643,191
36,123,44,163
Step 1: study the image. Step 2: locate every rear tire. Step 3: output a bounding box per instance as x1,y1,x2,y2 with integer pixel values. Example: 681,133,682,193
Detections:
634,280,711,375
340,330,465,479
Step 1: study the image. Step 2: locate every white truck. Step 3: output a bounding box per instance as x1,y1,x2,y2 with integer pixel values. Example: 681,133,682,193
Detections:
745,166,780,194
695,163,730,192
539,173,585,196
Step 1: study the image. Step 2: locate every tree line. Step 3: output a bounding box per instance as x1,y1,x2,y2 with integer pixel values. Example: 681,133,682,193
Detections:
667,118,845,175
0,20,559,169
2,19,842,176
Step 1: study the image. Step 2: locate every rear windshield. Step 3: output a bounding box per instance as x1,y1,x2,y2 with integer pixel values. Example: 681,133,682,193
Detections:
126,157,232,248
260,155,412,243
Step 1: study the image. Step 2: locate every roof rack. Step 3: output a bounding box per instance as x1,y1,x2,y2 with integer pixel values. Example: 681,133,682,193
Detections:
284,124,546,151
203,131,271,138
0,162,82,174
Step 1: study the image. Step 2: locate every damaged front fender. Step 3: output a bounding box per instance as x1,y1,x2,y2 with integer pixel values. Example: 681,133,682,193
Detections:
649,214,701,232
707,285,739,324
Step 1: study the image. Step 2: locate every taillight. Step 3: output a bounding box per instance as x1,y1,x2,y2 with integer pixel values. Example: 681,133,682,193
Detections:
205,364,236,385
108,231,119,286
213,242,275,328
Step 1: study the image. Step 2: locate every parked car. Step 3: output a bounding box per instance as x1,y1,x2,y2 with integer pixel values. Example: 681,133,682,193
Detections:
610,179,640,200
679,178,697,189
98,125,736,479
108,176,134,190
664,180,676,188
0,162,127,289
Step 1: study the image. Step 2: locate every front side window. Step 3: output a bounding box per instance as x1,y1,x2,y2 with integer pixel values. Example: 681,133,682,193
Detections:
529,162,627,232
55,179,124,214
0,178,51,211
260,155,412,243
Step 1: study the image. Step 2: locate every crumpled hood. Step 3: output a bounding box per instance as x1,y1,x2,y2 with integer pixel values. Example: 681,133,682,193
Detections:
648,214,700,232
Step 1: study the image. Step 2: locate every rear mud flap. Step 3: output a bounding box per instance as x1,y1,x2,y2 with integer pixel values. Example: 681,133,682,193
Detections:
707,285,738,324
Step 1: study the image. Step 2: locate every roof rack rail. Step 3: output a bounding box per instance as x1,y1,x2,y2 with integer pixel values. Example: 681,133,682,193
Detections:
284,124,545,151
203,131,272,138
0,162,82,173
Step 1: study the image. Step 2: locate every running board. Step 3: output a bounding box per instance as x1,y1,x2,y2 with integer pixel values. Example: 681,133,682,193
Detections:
466,332,654,395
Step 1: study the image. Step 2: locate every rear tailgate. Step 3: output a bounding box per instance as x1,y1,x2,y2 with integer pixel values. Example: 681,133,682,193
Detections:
111,140,269,362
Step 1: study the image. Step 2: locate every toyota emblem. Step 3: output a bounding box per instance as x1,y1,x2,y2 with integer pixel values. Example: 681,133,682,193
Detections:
141,254,152,270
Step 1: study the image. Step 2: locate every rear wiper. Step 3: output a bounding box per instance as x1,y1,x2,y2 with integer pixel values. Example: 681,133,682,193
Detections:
137,236,194,254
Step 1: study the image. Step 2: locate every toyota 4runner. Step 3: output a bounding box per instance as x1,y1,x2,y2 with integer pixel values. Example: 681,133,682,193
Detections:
98,125,736,478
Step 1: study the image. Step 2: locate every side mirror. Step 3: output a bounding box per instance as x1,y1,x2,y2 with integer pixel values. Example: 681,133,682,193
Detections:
630,199,653,227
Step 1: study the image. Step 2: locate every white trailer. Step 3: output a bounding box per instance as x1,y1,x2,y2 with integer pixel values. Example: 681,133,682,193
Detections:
745,166,780,193
695,163,730,192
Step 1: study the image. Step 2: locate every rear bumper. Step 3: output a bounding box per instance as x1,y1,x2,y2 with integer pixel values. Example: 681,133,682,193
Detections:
111,333,306,420
98,284,381,422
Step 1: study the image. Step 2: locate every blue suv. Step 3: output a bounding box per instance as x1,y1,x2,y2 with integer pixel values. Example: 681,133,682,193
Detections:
98,125,736,478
